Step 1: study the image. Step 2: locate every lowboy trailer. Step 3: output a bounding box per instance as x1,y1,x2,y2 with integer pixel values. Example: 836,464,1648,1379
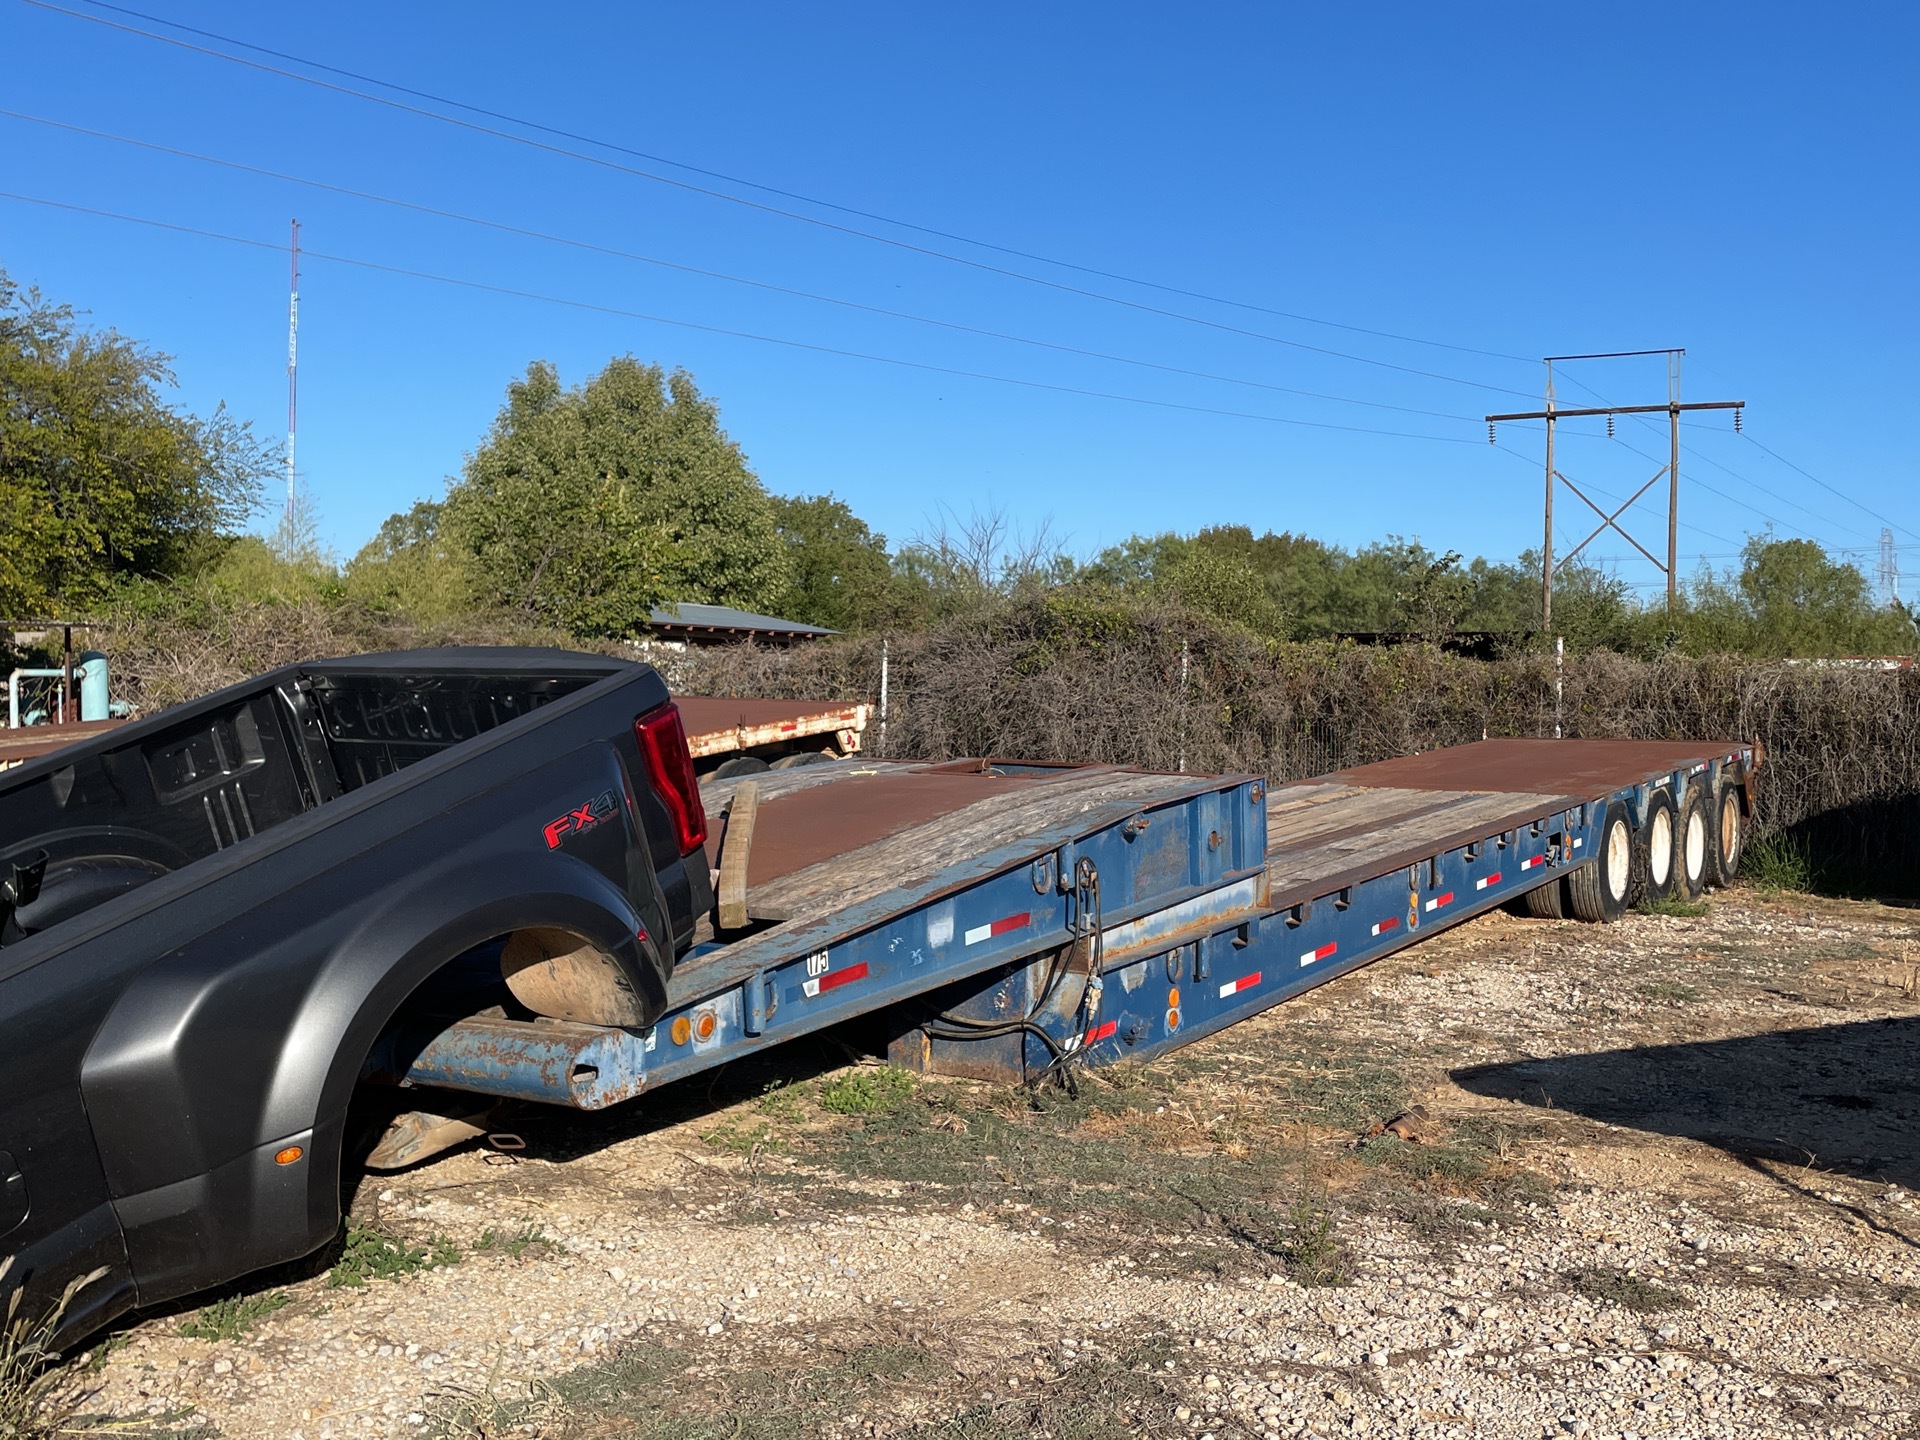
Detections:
369,737,1758,1116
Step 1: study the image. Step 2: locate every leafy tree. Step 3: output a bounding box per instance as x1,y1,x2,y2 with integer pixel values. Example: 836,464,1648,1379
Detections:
767,493,895,631
440,358,787,635
0,271,269,614
344,500,475,622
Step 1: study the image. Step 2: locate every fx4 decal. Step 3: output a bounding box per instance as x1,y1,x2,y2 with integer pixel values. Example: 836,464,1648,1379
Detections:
543,789,619,849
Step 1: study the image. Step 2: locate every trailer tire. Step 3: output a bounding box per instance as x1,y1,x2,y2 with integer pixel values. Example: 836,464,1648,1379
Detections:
1522,877,1568,919
1568,804,1631,923
1632,789,1679,905
1676,789,1710,900
1706,780,1744,887
712,756,771,779
770,750,835,769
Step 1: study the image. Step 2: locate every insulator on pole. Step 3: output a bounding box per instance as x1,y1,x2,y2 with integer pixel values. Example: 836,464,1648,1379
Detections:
1606,413,1615,439
1733,407,1743,433
1487,422,1496,445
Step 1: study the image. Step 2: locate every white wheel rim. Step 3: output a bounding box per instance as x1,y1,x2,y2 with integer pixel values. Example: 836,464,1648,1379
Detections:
1606,821,1631,898
1686,810,1707,881
1649,809,1673,887
1720,794,1741,861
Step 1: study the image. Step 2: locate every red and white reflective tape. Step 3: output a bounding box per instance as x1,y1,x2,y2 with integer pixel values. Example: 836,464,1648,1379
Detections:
1423,891,1454,913
1082,1018,1118,1047
802,961,869,998
1474,872,1503,891
1520,854,1545,872
1370,916,1400,937
1299,942,1337,968
963,911,1030,946
1217,971,1262,999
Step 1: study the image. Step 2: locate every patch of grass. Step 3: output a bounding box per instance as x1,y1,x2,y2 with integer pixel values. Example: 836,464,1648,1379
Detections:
1280,1185,1348,1287
426,1353,565,1440
754,1079,805,1123
328,1222,461,1288
178,1290,288,1341
818,1065,918,1115
1638,896,1712,918
1568,1265,1693,1314
1744,832,1817,893
702,1116,786,1154
2,1257,110,1440
474,1225,555,1262
1638,980,1703,1002
1358,1133,1489,1190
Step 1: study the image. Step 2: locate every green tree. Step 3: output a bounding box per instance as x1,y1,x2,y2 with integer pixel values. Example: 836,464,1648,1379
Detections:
440,358,787,635
0,271,269,613
344,500,474,622
767,493,895,630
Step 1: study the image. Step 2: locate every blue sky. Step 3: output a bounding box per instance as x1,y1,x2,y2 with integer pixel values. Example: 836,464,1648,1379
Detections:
3,1,1915,596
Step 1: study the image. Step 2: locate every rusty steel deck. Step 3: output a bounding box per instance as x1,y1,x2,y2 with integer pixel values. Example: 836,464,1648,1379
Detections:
674,696,870,759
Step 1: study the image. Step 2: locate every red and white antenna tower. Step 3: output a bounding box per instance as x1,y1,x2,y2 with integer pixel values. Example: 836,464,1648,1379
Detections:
284,218,301,543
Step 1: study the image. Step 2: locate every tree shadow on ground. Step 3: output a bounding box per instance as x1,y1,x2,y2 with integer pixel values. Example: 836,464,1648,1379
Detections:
1453,1016,1920,1203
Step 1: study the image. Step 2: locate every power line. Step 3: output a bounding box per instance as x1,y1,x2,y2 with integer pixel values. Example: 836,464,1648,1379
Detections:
0,108,1483,426
1738,431,1920,545
0,189,1492,446
54,0,1537,367
23,0,1545,401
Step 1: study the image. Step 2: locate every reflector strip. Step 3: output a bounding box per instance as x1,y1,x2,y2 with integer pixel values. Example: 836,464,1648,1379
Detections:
1474,872,1502,891
802,961,869,998
1520,855,1545,871
1423,891,1454,912
1370,917,1400,936
1299,942,1337,968
1217,971,1262,999
964,912,1031,946
1572,837,1585,850
1083,1019,1118,1046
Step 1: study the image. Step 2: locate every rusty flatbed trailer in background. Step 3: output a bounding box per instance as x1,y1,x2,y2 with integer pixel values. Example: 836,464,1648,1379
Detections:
370,735,1758,1111
0,718,126,771
673,696,871,772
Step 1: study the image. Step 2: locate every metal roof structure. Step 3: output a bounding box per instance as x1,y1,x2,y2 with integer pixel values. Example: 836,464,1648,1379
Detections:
643,603,837,644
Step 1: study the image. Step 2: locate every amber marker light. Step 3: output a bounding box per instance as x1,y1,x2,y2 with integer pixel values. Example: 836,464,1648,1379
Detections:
693,1010,717,1042
670,1016,692,1046
274,1146,304,1166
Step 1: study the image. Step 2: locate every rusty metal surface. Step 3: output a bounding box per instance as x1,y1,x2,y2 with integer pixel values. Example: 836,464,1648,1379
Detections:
726,770,1048,888
1321,737,1753,799
0,719,126,767
674,696,869,757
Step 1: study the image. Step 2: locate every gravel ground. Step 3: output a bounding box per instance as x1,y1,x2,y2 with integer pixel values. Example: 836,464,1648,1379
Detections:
58,889,1920,1439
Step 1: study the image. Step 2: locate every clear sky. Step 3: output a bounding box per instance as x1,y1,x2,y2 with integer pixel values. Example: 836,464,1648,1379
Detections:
3,1,1915,597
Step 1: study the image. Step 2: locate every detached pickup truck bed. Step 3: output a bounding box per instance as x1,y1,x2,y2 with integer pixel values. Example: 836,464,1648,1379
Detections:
0,649,712,1339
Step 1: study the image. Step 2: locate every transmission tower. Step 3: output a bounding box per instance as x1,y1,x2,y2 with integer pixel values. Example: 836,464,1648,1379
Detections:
284,218,300,545
1879,527,1900,604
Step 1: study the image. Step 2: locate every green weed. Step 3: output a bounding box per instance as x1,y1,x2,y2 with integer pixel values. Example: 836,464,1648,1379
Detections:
1568,1265,1693,1313
819,1066,918,1115
178,1290,288,1341
1638,896,1712,918
328,1222,461,1288
1743,832,1817,893
473,1225,554,1262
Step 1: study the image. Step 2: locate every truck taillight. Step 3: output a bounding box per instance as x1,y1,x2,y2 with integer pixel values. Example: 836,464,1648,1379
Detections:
634,703,708,854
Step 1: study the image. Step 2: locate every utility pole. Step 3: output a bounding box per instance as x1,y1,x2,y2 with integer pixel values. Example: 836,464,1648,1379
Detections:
284,218,301,547
1487,349,1743,629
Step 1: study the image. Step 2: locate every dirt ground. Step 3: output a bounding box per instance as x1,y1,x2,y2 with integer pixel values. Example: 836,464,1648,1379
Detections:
54,887,1920,1439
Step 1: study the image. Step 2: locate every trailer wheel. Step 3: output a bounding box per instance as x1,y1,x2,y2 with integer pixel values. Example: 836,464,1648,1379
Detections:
1522,877,1568,919
1706,780,1744,887
712,756,771,779
1633,789,1678,905
1676,789,1710,900
770,750,835,769
1568,804,1631,923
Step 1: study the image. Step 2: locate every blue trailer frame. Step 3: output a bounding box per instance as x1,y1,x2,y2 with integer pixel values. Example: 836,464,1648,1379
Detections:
375,740,1758,1106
